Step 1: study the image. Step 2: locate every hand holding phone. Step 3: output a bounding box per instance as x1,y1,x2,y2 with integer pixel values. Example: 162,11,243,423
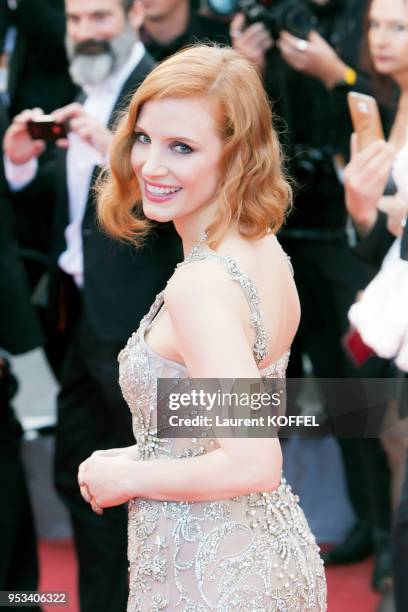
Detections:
344,136,395,236
348,92,384,151
27,115,69,142
3,108,47,165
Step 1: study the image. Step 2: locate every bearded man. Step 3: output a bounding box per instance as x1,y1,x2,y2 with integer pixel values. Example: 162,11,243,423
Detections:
3,1,182,610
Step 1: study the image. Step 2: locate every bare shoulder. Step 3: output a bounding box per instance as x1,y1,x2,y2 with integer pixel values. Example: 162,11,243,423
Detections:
163,259,259,378
164,258,239,312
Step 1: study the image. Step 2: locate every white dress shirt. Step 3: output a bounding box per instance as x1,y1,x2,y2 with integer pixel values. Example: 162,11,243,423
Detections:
5,41,145,287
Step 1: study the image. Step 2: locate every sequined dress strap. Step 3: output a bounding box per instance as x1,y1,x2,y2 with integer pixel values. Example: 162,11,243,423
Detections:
176,243,267,364
137,289,166,336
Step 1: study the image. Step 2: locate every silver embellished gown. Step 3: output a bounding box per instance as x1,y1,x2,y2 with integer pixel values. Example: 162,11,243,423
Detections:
118,243,327,611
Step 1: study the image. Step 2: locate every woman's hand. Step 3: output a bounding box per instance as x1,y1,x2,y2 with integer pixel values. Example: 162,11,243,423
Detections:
378,193,408,238
78,454,133,511
344,135,396,237
230,13,273,73
278,30,348,89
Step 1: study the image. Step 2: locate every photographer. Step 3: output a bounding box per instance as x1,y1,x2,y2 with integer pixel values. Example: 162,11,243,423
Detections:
137,0,231,62
229,0,370,126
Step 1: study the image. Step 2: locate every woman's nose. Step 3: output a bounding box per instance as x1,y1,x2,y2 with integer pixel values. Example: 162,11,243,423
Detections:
142,151,168,178
373,26,389,48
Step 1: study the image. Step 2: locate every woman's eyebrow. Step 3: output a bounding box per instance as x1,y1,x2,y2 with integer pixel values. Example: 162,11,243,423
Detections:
165,135,201,146
134,125,200,146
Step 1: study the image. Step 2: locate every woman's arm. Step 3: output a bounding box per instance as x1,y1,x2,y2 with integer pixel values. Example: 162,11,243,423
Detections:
91,445,138,460
79,440,282,509
79,263,283,509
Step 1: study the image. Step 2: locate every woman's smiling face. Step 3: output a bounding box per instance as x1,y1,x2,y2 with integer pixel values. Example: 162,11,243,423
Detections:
130,96,224,224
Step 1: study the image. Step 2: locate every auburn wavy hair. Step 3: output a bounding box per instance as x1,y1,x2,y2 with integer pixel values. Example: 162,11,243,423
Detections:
97,44,292,248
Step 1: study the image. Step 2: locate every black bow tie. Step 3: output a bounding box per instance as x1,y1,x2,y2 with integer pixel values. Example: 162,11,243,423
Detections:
401,219,408,261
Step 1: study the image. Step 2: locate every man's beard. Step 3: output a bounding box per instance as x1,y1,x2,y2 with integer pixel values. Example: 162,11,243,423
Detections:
66,23,136,87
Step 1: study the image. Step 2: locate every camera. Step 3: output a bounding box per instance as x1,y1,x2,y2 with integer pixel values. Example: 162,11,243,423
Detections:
207,0,317,40
27,115,69,142
291,145,336,182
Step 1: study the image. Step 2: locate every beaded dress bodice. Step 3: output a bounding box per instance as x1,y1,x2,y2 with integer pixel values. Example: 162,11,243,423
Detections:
118,242,327,611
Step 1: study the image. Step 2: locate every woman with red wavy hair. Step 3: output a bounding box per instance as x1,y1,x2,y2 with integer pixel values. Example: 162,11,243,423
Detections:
78,44,327,610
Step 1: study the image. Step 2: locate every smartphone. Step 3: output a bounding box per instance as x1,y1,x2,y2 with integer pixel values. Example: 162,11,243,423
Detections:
347,92,384,151
27,115,68,141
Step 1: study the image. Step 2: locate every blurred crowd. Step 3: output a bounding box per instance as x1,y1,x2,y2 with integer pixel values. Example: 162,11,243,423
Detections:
1,1,408,611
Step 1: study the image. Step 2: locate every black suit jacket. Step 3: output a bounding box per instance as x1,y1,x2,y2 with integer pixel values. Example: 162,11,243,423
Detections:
7,0,77,117
0,102,43,354
11,52,183,344
353,213,395,268
353,211,408,268
0,0,10,54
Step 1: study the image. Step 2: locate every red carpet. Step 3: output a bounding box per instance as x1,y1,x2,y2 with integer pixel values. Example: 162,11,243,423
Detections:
38,539,381,612
38,540,78,612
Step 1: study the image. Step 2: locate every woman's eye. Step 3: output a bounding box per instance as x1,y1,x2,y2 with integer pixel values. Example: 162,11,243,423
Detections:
172,142,193,154
135,132,150,144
